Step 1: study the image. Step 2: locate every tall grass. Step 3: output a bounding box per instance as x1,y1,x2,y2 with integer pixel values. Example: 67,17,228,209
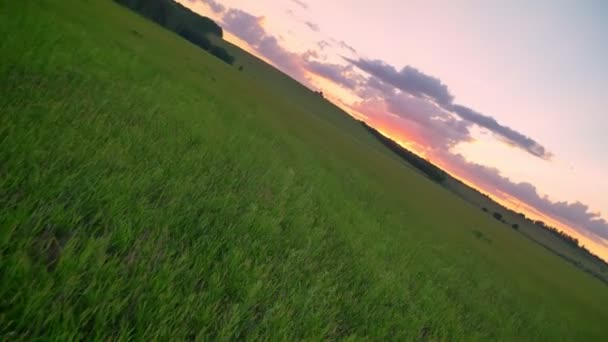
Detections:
1,0,607,340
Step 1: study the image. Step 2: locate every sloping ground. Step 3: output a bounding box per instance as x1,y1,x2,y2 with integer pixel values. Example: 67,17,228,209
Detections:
445,178,608,283
1,0,607,340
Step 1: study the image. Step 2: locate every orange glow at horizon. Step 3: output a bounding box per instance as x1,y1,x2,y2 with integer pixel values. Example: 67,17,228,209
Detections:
307,73,362,105
222,32,277,67
362,114,429,158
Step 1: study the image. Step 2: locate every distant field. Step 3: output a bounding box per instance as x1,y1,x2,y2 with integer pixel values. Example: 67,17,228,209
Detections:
444,178,608,283
1,0,607,340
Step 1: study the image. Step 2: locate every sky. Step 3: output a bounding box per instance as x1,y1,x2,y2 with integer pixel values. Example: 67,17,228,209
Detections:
180,0,608,260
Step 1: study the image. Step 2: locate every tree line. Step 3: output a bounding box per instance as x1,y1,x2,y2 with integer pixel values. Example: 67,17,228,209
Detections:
359,121,447,183
114,0,234,64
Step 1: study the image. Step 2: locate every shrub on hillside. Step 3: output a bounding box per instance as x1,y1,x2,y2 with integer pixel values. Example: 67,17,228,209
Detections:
492,212,503,221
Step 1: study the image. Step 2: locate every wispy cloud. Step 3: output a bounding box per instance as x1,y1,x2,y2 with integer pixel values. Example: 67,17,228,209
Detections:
347,58,552,160
305,21,320,32
347,58,453,105
353,94,472,152
199,0,225,14
220,7,359,91
222,9,309,84
448,104,552,159
290,0,308,9
305,61,361,89
317,40,331,50
222,9,266,44
338,40,357,54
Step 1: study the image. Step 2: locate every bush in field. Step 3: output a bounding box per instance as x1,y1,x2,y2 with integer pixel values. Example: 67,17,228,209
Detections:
492,212,503,221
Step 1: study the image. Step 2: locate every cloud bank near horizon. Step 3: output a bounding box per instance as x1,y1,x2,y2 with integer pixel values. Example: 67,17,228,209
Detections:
346,58,552,160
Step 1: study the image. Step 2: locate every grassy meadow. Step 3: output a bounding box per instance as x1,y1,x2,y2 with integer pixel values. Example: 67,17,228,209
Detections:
1,0,608,340
444,178,608,283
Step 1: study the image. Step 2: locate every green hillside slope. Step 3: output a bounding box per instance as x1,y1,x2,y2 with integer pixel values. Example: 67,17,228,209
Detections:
1,1,607,340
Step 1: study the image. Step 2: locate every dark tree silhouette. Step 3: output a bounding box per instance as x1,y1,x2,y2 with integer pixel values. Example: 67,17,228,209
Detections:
492,212,503,221
114,0,234,64
359,121,447,183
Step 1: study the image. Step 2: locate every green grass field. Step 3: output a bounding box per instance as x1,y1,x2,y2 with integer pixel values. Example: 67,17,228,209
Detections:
2,0,607,340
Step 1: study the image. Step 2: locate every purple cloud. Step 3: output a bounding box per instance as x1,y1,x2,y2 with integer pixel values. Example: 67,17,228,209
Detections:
449,104,552,159
305,61,362,89
222,9,266,44
221,9,308,84
355,93,472,151
356,76,396,99
199,0,225,14
347,58,552,159
347,58,454,105
317,40,331,51
258,36,306,81
386,94,472,149
305,21,320,32
338,40,357,54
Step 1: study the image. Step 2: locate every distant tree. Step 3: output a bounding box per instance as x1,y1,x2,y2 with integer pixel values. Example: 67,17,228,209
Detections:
512,223,519,230
238,65,244,71
115,0,234,64
482,207,488,212
177,28,212,50
492,212,503,221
